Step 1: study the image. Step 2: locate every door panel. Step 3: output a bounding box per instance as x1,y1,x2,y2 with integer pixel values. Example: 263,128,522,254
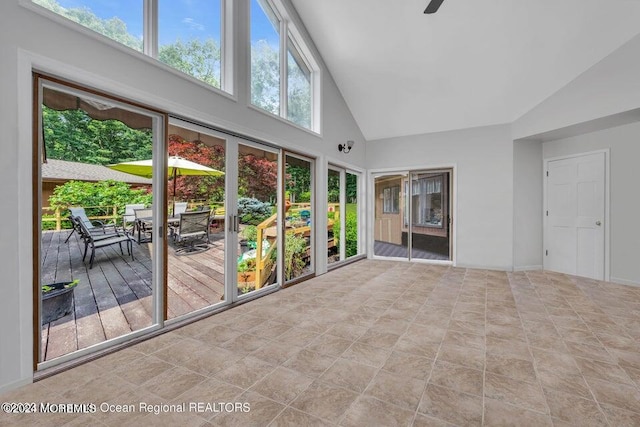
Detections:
546,152,605,279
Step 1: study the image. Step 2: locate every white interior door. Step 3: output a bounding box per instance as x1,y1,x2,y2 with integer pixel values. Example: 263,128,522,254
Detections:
545,152,605,280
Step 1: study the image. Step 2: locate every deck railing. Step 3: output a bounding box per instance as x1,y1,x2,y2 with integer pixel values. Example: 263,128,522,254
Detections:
42,206,119,231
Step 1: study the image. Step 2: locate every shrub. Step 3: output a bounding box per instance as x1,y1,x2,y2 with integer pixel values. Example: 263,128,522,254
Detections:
49,180,152,220
284,233,308,281
238,197,272,225
240,225,258,242
333,204,358,258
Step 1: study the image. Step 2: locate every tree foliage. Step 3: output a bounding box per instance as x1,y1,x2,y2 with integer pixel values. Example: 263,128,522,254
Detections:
159,38,221,88
43,107,152,165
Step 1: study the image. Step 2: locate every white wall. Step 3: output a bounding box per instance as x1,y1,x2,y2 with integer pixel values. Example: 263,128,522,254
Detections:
367,124,514,271
0,0,366,391
513,32,640,141
543,122,640,286
513,141,543,270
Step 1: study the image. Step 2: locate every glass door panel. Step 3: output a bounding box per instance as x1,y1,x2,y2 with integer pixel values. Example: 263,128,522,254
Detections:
345,172,359,259
165,122,227,320
237,142,279,296
38,79,163,366
327,168,341,264
373,173,409,258
284,153,314,283
409,171,451,260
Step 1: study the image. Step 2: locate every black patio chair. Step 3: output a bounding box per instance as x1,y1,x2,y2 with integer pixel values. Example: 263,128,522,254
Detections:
173,210,211,255
65,206,120,243
76,217,134,269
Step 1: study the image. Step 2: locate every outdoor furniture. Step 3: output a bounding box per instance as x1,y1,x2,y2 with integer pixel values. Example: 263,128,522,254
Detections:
65,207,119,243
210,207,226,232
134,208,153,243
76,217,133,269
173,202,188,216
123,203,146,234
173,210,211,255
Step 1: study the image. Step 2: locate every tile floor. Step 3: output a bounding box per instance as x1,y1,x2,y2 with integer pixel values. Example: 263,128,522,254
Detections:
3,260,640,426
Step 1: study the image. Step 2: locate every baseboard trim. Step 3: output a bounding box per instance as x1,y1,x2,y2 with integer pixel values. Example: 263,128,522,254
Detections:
610,277,640,287
513,265,543,272
0,377,32,395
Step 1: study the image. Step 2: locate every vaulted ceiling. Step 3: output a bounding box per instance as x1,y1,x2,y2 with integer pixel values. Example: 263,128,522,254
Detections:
290,0,640,140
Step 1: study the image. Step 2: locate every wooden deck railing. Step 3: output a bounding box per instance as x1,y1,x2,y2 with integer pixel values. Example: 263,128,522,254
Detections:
42,206,119,231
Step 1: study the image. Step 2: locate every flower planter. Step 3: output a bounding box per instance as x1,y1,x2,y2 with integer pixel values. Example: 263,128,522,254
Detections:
42,282,76,324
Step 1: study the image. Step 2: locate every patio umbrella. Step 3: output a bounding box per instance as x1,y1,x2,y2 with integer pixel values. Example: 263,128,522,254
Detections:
108,156,224,213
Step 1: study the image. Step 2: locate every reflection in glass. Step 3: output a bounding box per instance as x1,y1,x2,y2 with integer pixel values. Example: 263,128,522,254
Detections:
327,168,340,264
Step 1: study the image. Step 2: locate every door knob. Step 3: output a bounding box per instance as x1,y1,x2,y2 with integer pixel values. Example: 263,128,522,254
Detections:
596,221,602,226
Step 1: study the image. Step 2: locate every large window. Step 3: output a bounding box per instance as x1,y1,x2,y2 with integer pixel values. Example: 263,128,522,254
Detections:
32,0,229,92
251,0,318,131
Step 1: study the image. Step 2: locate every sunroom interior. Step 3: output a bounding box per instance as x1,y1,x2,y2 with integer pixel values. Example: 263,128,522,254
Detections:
2,0,640,425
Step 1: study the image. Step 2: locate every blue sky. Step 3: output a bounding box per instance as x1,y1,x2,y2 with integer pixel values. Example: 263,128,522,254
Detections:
55,0,278,46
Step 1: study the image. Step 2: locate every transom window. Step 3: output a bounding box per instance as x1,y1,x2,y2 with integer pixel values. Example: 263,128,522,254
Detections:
251,0,318,132
32,0,229,92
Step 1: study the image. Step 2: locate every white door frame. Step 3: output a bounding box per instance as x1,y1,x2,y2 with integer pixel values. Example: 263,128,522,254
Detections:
543,149,610,281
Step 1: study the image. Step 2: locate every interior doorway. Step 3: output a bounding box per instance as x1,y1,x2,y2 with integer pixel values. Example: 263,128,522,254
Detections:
544,150,608,280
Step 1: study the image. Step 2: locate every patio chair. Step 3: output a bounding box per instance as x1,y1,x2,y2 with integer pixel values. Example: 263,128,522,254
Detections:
173,210,211,255
123,203,146,234
76,217,133,269
173,202,188,217
134,208,153,243
65,207,120,243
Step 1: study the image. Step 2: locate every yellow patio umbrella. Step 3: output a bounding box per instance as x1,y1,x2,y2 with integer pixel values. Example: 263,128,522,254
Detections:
108,156,224,213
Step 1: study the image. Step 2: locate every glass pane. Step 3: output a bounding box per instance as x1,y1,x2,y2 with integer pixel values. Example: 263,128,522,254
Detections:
40,84,155,362
373,174,408,258
410,172,450,260
166,125,226,319
250,0,281,115
285,155,313,282
238,144,279,295
287,38,311,129
34,0,143,51
345,172,358,259
327,168,340,264
158,0,222,88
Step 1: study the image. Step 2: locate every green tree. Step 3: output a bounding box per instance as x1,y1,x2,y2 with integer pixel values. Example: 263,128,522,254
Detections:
251,40,280,115
33,0,143,51
43,106,153,165
159,38,221,88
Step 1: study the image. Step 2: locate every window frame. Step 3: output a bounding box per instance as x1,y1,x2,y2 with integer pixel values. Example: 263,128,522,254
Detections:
26,0,234,95
250,0,320,133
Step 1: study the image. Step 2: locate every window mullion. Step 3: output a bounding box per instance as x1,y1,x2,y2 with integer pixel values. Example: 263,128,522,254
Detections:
279,19,288,119
144,0,158,57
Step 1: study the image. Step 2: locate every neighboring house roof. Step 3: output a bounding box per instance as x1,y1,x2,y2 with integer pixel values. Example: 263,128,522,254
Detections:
42,159,152,185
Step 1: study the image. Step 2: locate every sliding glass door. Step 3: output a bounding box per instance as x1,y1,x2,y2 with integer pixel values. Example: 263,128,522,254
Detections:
36,77,165,367
165,120,227,320
328,165,362,265
284,152,315,284
373,169,452,261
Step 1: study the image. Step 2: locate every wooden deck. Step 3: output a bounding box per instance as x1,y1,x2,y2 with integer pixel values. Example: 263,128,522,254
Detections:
40,229,225,362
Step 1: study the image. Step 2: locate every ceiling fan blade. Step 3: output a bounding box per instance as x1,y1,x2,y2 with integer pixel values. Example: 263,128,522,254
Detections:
424,0,445,14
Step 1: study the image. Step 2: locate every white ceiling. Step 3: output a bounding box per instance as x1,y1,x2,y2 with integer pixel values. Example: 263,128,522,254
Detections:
290,0,640,140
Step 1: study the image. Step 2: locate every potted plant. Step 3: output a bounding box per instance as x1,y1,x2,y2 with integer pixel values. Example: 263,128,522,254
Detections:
239,225,258,254
41,279,79,324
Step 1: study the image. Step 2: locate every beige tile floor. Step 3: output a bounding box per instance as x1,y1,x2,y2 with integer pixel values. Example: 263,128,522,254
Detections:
3,260,640,426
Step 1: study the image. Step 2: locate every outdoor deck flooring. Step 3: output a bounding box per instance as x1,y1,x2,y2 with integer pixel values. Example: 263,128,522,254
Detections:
40,229,225,362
